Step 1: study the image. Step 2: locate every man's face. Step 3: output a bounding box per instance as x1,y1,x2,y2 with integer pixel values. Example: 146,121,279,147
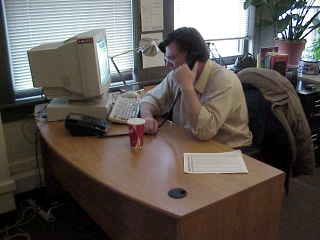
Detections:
164,42,187,70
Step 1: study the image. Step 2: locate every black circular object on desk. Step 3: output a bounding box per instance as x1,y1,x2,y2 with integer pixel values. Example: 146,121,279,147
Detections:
168,188,187,199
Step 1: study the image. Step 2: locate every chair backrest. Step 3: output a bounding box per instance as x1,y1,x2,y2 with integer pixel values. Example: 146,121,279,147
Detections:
242,84,268,148
242,83,292,171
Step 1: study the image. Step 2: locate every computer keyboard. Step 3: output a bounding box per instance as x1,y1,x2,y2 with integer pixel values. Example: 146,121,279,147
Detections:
108,94,140,124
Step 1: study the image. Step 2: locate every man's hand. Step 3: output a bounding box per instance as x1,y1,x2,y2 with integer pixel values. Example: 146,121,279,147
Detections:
173,62,199,91
140,102,159,135
142,116,159,135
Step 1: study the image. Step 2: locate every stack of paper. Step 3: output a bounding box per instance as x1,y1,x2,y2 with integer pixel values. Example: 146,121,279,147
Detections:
184,150,248,174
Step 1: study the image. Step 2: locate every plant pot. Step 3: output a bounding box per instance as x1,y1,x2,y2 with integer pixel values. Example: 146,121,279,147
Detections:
274,39,306,68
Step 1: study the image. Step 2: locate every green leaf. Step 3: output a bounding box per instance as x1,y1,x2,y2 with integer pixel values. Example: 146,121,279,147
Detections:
311,38,320,59
312,15,320,26
294,0,308,9
291,14,301,21
276,18,291,33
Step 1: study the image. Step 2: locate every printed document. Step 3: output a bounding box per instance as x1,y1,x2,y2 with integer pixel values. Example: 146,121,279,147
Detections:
184,150,248,174
141,0,163,31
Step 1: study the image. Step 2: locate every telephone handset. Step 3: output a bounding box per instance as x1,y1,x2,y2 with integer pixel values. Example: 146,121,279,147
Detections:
186,52,200,69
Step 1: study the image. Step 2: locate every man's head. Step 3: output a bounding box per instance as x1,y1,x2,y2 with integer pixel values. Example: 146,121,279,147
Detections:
159,27,209,70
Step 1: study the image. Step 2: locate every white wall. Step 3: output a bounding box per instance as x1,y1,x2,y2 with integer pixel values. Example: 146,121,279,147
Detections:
0,113,16,214
253,26,275,54
2,117,43,195
252,7,275,54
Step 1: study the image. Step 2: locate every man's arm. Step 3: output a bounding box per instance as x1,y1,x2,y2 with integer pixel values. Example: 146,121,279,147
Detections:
140,76,174,134
180,88,201,127
140,102,159,135
173,62,201,127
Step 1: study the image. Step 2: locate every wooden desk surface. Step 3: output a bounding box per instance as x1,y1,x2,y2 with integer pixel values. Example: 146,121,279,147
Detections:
38,121,284,219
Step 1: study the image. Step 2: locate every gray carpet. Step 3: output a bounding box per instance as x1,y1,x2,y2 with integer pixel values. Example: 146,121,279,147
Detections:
280,168,320,240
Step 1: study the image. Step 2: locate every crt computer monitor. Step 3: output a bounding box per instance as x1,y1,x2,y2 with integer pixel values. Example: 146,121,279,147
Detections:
28,28,111,101
28,29,112,121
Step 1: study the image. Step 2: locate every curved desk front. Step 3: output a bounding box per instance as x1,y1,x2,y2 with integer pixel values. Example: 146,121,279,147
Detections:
38,121,284,240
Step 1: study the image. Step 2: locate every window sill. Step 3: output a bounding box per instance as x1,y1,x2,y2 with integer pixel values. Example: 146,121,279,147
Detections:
0,95,48,123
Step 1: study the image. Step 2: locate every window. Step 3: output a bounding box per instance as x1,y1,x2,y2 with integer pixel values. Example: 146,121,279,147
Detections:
174,0,252,61
1,0,134,103
301,2,320,60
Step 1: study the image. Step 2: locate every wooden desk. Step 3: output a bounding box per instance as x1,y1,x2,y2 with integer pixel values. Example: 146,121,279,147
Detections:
38,121,284,240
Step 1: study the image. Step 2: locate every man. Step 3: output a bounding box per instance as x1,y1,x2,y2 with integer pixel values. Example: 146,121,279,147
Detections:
140,27,252,148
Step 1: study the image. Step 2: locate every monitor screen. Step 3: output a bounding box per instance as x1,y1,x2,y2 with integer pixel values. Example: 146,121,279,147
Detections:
96,39,109,86
28,29,111,100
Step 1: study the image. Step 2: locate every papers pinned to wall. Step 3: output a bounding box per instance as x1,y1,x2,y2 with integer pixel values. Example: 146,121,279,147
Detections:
141,0,163,32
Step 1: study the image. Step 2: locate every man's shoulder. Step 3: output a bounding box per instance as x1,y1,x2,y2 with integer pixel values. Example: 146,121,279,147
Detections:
207,61,236,77
207,61,238,82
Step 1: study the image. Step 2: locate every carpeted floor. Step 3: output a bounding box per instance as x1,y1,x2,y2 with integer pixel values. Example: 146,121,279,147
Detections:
0,190,110,240
280,167,320,240
1,168,320,240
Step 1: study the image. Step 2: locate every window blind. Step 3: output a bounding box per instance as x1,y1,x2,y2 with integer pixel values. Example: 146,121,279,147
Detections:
3,0,133,92
174,0,249,41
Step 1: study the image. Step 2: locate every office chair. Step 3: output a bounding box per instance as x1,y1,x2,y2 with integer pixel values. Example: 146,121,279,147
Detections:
238,68,316,194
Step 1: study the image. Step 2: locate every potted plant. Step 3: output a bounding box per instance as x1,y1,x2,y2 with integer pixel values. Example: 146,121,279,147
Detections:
244,0,320,66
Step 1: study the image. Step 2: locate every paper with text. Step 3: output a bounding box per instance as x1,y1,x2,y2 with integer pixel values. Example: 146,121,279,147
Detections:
184,150,248,174
141,0,163,32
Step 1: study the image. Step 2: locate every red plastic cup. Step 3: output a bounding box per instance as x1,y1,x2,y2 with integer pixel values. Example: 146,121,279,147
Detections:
127,118,145,150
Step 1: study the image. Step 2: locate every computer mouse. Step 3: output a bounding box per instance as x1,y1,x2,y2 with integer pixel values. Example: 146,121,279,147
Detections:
121,91,139,98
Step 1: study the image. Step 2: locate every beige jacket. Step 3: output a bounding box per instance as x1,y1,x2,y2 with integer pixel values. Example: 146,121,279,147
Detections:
238,68,315,175
141,60,252,148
